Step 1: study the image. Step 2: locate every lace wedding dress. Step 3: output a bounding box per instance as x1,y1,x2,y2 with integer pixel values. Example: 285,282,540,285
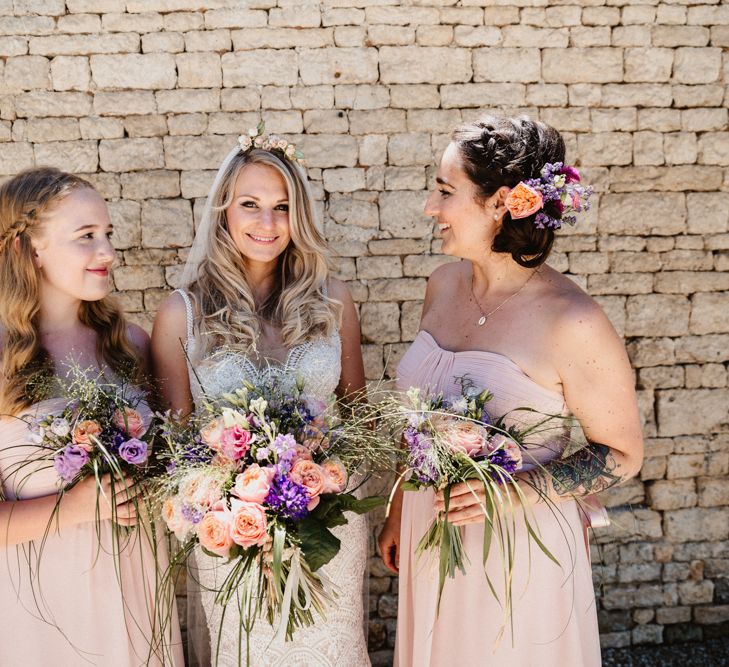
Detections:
176,289,371,667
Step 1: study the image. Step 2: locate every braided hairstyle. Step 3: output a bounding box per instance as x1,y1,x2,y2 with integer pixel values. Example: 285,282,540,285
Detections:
452,115,566,268
0,167,139,415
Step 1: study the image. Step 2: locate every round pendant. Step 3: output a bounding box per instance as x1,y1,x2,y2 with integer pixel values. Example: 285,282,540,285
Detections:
478,316,487,326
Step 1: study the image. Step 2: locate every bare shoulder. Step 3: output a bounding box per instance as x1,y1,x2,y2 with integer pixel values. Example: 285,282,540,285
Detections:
326,277,354,306
154,290,190,332
541,268,619,345
426,259,465,294
126,322,150,355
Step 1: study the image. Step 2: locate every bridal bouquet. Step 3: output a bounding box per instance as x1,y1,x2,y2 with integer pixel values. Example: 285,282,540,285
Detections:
385,380,558,611
156,378,386,658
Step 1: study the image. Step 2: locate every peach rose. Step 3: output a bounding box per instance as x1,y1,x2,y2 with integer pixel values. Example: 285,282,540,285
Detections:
220,425,253,461
505,182,544,220
200,418,224,451
112,407,147,438
231,464,275,504
442,421,488,457
290,459,327,510
72,420,102,452
291,443,314,462
229,498,268,548
163,498,192,541
196,502,234,558
179,471,224,509
321,459,348,494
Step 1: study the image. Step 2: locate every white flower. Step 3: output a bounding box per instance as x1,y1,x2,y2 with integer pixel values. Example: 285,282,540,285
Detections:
221,407,249,429
249,397,268,415
449,397,468,414
247,126,258,137
406,387,421,407
285,144,296,158
50,417,71,437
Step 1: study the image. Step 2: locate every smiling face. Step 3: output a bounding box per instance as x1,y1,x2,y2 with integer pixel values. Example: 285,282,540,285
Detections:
424,142,507,261
31,187,116,303
225,162,291,271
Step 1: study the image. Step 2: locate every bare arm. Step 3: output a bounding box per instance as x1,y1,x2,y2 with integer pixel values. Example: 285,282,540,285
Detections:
150,292,195,417
525,299,644,502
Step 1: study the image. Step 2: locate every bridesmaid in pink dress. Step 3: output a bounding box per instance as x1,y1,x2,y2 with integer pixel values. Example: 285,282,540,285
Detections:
0,168,183,665
378,116,644,666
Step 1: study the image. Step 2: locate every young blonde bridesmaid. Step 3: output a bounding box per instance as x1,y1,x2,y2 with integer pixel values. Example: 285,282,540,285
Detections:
0,167,183,666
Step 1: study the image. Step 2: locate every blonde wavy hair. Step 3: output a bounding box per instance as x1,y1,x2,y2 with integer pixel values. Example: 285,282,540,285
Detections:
0,167,140,416
188,149,341,360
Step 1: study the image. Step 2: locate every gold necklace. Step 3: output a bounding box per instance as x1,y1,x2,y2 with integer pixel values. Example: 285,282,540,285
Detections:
471,268,539,326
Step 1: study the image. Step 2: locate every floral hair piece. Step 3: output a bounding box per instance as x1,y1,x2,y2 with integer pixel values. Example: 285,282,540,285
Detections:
237,121,304,163
504,162,593,230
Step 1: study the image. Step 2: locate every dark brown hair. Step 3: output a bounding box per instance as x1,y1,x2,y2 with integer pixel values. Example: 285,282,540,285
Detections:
452,115,566,268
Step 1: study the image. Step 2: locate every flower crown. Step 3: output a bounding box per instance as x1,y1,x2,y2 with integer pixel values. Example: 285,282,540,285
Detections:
237,121,304,163
504,162,593,230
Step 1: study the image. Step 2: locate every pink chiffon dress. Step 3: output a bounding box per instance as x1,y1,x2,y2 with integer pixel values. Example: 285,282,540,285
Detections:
394,331,601,667
0,396,184,666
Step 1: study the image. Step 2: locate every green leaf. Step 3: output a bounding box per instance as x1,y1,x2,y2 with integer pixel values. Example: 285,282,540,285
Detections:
337,493,385,515
400,480,421,492
298,517,341,572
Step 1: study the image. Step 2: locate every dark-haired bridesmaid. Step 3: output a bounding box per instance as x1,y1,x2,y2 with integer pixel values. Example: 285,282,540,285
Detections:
378,116,643,666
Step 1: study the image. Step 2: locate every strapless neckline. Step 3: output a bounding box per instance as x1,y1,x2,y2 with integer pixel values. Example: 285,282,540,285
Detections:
415,329,565,402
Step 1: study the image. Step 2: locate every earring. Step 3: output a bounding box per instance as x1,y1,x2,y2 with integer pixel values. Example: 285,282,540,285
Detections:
494,214,498,220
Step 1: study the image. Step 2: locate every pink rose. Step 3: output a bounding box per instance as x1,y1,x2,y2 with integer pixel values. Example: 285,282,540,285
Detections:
291,443,314,462
290,459,327,510
442,421,488,457
180,471,224,509
321,459,348,494
196,502,234,557
72,420,102,452
220,425,253,461
502,438,523,470
229,498,268,548
200,418,224,451
231,464,275,504
113,407,147,438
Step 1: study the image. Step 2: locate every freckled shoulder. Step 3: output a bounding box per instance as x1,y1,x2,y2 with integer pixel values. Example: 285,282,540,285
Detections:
126,322,151,357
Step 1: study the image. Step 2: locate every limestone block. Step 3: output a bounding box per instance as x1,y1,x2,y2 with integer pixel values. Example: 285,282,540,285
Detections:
269,5,321,28
625,294,689,337
633,131,664,167
222,51,298,86
381,46,472,84
333,26,365,48
220,88,260,112
231,28,333,51
66,0,126,11
657,389,729,437
142,32,185,53
356,256,402,280
666,454,706,480
612,26,651,48
124,115,167,138
299,48,378,85
664,132,698,165
682,108,728,132
163,135,233,170
526,83,566,107
94,91,156,116
453,26,502,47
157,90,220,114
121,171,180,200
176,53,221,88
502,25,568,48
543,48,622,83
625,48,673,83
653,26,710,48
359,135,387,166
303,110,348,134
622,6,656,25
367,25,414,46
602,84,672,108
90,54,176,90
379,191,430,238
367,278,426,302
34,140,97,173
349,109,406,135
298,134,358,168
322,8,364,26
261,86,291,110
577,133,632,166
690,293,729,334
387,133,431,167
0,142,34,175
598,194,685,236
30,34,139,57
687,193,729,234
100,138,164,172
698,478,729,508
365,7,439,25
26,118,80,142
204,8,267,29
678,580,714,605
290,85,334,110
141,199,193,248
0,36,28,57
79,116,124,139
0,16,54,37
184,29,231,53
673,48,722,84
384,167,425,191
50,56,90,92
113,265,165,291
180,170,216,199
698,132,729,166
473,47,539,83
360,302,400,344
673,85,725,108
322,167,365,193
102,12,163,33
441,83,525,109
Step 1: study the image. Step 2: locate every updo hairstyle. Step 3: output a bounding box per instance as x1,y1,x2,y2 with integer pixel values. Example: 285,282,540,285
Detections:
452,115,566,268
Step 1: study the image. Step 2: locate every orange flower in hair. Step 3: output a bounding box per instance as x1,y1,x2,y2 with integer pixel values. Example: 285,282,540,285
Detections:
504,182,544,220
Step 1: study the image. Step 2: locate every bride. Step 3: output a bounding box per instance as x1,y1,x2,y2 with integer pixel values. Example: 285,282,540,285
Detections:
151,128,371,666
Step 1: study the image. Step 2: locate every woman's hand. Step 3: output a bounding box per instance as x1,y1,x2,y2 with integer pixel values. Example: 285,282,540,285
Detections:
65,474,143,526
434,477,546,527
377,514,401,574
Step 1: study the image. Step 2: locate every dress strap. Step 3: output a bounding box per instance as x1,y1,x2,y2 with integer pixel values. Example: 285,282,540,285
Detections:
173,288,195,348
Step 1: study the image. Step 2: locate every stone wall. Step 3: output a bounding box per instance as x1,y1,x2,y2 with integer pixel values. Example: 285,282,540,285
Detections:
1,0,728,662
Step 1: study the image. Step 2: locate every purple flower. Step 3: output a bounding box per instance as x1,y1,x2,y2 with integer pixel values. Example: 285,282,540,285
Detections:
404,427,439,484
118,438,148,465
54,445,89,483
560,165,581,183
272,433,296,454
487,448,520,476
181,504,205,524
265,474,310,520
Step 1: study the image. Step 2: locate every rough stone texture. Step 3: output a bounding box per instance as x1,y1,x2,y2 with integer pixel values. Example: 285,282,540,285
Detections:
0,2,727,660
